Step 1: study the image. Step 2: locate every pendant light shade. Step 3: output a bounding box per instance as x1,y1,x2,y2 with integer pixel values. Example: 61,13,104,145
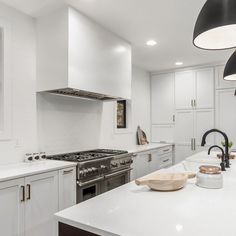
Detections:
193,0,236,50
224,51,236,81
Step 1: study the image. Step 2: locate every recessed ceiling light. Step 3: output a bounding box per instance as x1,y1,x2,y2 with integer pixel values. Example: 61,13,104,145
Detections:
175,62,183,66
146,40,157,46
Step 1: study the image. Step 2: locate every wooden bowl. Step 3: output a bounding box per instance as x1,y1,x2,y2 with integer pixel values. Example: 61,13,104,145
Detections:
135,172,196,191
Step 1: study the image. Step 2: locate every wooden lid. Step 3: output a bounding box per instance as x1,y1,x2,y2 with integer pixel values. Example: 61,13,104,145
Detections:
199,165,221,174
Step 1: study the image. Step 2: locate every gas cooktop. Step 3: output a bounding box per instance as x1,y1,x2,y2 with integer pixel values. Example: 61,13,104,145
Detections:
46,149,128,162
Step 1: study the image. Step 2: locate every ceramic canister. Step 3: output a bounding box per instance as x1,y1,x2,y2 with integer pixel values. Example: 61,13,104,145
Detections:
196,165,223,189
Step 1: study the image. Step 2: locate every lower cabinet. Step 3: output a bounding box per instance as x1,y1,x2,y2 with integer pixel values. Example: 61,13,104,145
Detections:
131,147,173,180
0,178,24,236
59,168,76,211
24,171,59,236
0,167,76,236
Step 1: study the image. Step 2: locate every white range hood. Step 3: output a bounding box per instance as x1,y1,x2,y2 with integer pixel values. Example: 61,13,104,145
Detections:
37,7,132,101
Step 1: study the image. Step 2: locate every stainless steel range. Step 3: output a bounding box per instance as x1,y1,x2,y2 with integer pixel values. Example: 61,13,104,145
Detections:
47,149,133,203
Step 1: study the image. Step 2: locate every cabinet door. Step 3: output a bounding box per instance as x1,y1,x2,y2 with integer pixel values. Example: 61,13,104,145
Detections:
151,73,175,124
135,153,150,178
59,167,76,210
0,178,24,236
149,151,160,173
175,71,195,110
195,68,214,109
24,171,59,236
175,145,195,164
194,109,215,146
215,65,236,89
216,89,236,147
174,110,194,145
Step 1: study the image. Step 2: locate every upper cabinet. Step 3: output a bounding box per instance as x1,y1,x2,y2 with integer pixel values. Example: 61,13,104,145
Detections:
151,73,175,124
175,71,195,110
175,68,214,110
215,65,236,89
195,68,214,109
37,7,132,100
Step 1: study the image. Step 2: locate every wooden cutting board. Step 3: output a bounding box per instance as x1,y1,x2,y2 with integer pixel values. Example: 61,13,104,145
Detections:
135,172,196,191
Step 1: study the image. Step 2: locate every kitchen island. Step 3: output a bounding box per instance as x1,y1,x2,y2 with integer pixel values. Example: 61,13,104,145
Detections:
55,151,236,236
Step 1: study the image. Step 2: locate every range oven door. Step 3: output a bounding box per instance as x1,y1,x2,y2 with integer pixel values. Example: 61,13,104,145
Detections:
103,168,132,192
77,177,103,203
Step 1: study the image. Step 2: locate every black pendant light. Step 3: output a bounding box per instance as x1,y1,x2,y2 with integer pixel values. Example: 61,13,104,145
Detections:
193,0,236,50
224,50,236,81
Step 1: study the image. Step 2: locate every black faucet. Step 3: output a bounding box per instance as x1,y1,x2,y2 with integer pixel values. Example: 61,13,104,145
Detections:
201,129,230,168
208,145,226,171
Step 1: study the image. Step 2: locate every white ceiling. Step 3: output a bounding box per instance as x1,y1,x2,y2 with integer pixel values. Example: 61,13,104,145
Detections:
0,0,233,72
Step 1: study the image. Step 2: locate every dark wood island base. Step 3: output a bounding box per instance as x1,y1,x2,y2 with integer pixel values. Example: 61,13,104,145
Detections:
59,222,100,236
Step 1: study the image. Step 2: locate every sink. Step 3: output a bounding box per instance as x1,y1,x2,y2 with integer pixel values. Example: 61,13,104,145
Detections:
183,151,221,172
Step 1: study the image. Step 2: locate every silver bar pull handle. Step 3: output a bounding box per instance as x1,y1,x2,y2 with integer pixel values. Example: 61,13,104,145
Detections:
191,138,193,151
148,154,152,162
63,169,74,175
105,168,133,179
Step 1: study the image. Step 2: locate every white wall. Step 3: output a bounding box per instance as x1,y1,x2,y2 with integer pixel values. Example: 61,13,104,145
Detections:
99,66,151,149
0,2,151,163
37,66,150,154
37,93,102,154
0,3,37,164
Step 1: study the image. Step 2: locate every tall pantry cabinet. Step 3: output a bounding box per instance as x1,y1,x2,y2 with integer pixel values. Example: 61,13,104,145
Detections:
151,67,215,164
215,65,236,147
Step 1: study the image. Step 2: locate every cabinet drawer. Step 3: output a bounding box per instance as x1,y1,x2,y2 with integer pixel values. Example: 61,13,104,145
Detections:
159,154,172,168
158,146,172,155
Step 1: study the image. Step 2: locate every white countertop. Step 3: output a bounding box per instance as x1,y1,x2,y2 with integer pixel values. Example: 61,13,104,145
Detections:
55,151,236,236
0,160,77,182
126,143,173,153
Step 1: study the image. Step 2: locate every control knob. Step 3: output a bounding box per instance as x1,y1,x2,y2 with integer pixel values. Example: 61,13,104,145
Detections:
111,162,118,168
120,160,126,165
91,167,98,173
101,165,108,170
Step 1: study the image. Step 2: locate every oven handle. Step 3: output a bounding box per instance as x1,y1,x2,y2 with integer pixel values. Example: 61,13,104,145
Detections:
77,176,104,187
104,168,133,179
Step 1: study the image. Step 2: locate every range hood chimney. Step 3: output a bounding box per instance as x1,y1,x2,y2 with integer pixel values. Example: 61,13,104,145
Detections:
37,7,131,101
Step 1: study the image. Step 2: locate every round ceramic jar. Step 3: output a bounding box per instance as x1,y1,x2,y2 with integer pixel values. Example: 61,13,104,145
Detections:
196,165,223,189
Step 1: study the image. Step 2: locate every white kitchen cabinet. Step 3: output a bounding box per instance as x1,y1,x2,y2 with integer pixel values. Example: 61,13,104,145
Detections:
175,71,195,110
195,68,214,109
134,152,150,179
194,109,215,146
149,150,161,173
175,110,194,145
175,68,214,110
131,147,173,180
24,171,59,236
151,73,175,124
0,166,76,236
175,109,215,163
216,89,236,147
175,145,195,164
0,178,24,236
215,65,236,89
59,167,76,210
